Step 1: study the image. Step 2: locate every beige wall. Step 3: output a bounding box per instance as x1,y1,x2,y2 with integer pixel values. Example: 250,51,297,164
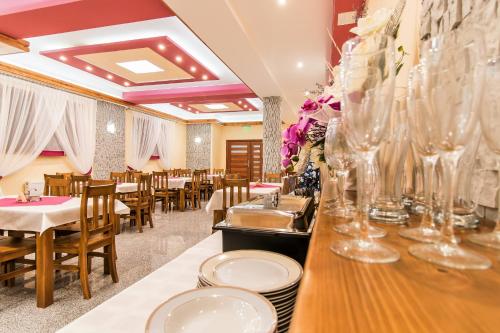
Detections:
211,124,264,169
0,156,78,195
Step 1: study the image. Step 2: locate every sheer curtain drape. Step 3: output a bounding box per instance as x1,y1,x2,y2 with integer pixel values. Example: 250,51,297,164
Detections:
127,112,161,170
158,121,174,169
55,95,97,174
0,75,66,178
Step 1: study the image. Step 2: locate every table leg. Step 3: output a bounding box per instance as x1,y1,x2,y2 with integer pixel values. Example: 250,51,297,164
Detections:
36,229,54,308
179,189,185,212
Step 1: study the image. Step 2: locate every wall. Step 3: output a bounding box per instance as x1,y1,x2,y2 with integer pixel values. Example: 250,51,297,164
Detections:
186,124,211,169
93,101,126,179
211,124,264,169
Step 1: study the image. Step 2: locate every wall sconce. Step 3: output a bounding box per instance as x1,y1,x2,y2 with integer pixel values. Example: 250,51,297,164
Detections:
194,136,202,144
106,121,116,134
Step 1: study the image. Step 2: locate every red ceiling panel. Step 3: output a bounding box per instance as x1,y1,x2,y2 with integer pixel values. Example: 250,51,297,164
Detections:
0,0,175,39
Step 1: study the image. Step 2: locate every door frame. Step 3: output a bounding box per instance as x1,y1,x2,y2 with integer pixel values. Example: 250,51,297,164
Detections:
226,139,263,181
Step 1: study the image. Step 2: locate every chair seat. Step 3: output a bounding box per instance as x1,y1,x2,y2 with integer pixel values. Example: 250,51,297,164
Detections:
55,222,81,233
0,236,36,262
54,232,112,253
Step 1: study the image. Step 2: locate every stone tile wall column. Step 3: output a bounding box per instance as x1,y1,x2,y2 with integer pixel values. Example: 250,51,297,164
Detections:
263,96,282,174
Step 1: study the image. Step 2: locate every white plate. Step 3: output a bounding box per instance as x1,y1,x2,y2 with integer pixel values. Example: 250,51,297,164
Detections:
200,250,302,294
146,287,277,333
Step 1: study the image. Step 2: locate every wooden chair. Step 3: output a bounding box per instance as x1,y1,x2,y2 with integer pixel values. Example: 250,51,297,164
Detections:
56,172,73,180
214,178,250,226
110,172,127,183
0,236,36,286
179,169,192,177
225,173,240,180
126,171,143,183
195,169,211,201
43,174,64,195
44,177,71,196
213,168,225,176
123,174,153,233
70,175,91,197
283,175,298,194
212,175,223,191
152,171,177,212
185,171,201,209
53,183,118,299
172,169,181,177
264,172,281,183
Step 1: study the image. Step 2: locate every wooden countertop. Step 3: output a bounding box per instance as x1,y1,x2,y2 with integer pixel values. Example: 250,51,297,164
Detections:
289,183,500,333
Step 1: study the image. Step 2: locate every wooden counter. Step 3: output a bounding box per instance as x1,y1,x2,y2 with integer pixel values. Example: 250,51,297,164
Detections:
290,183,500,333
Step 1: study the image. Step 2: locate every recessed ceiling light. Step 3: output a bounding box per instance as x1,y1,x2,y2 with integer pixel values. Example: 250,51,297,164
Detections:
244,104,248,108
124,81,130,86
296,61,304,69
205,103,228,110
202,74,208,80
190,66,197,73
59,55,67,61
85,65,93,71
107,74,114,80
117,60,163,74
178,103,183,107
237,100,242,105
278,0,286,5
195,111,200,114
158,44,166,51
187,107,192,111
175,55,183,63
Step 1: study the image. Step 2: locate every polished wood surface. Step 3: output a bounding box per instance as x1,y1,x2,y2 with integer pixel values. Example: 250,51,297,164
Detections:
290,183,500,333
0,33,29,54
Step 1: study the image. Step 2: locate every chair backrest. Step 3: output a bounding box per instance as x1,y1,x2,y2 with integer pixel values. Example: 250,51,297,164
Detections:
225,173,240,180
264,173,281,183
79,183,116,247
70,175,91,197
44,174,64,195
152,171,169,191
191,171,202,191
137,174,153,202
89,179,115,186
194,169,208,183
213,168,225,176
110,172,127,183
283,175,298,194
127,170,143,183
212,175,223,191
222,178,250,211
179,169,192,177
45,177,71,196
172,168,181,177
56,172,73,180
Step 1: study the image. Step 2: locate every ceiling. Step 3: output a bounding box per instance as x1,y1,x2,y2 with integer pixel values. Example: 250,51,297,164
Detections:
0,0,349,124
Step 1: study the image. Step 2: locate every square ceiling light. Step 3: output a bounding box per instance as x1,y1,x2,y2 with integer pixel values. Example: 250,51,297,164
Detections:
116,60,164,74
205,103,229,110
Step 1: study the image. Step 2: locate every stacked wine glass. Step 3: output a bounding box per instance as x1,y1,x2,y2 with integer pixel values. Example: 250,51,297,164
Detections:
197,250,303,333
325,22,499,270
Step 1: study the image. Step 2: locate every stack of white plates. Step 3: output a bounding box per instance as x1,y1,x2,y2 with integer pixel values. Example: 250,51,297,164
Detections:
198,250,303,333
146,286,277,333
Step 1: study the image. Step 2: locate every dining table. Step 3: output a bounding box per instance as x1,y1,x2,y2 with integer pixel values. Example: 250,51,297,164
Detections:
0,195,129,308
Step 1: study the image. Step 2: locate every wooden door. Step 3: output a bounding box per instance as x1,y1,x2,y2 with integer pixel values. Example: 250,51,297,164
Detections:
226,140,263,181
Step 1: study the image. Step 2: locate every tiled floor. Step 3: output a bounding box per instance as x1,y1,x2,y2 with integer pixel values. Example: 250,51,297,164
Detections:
0,203,213,333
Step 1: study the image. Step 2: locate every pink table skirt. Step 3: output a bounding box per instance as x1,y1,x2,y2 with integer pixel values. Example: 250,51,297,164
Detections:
250,184,281,189
0,196,72,207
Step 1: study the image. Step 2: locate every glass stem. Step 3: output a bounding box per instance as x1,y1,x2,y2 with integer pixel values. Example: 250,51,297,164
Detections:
421,156,438,229
440,155,460,245
336,170,348,209
358,155,374,242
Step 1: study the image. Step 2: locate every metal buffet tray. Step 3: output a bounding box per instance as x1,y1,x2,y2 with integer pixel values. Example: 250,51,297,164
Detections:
213,195,316,265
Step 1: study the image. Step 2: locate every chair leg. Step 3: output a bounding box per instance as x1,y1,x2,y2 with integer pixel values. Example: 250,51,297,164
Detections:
152,196,156,213
108,243,119,283
136,208,143,233
147,208,154,228
79,254,91,299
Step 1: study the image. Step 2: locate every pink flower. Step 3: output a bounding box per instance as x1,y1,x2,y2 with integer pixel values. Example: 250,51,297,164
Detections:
282,158,292,168
300,98,319,114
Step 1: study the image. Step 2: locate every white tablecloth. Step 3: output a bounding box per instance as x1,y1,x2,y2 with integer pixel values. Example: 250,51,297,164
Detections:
168,177,191,189
58,231,223,333
0,196,130,233
116,183,137,193
205,182,282,213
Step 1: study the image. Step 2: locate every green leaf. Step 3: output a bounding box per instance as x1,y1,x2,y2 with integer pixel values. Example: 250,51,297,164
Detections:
398,45,404,52
291,155,300,162
396,62,404,75
286,165,294,172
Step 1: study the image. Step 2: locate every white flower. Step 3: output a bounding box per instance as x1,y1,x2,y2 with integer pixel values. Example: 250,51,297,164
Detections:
309,145,324,170
350,8,392,36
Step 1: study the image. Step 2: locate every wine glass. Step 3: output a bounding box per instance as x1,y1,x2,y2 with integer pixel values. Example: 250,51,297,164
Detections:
408,28,491,269
323,117,356,217
468,53,500,249
399,64,441,243
330,33,400,263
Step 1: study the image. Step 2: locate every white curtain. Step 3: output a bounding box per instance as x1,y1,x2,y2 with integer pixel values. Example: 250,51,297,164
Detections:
0,75,66,178
157,120,174,169
55,95,97,174
127,112,161,170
